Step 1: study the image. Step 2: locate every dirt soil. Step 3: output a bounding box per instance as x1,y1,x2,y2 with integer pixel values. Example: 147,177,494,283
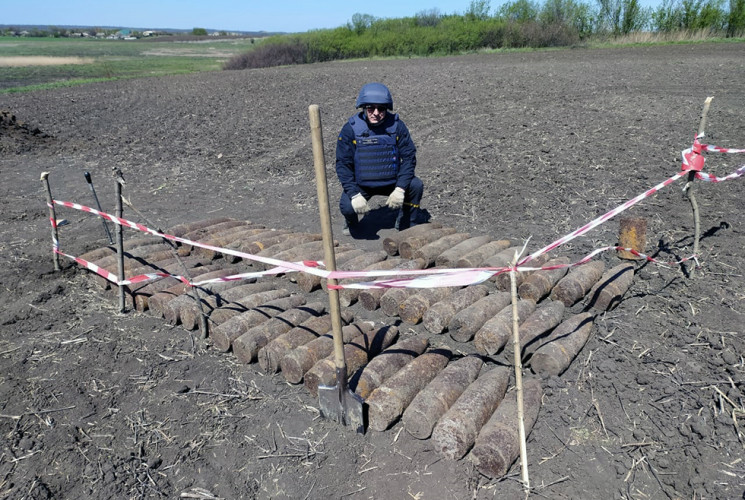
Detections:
1,42,744,500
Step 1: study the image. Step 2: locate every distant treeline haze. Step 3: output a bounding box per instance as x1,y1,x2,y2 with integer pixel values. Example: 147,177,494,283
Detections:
224,0,745,69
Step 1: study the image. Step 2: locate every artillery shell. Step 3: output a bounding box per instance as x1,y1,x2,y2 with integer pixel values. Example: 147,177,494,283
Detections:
236,231,309,257
529,312,595,377
232,302,327,363
412,233,472,267
398,227,458,259
295,248,367,293
166,217,234,237
399,287,455,325
402,355,483,439
379,288,417,317
382,222,443,256
321,251,390,292
147,268,237,318
549,260,606,306
255,240,327,271
455,239,512,268
302,324,398,396
257,310,354,374
204,289,292,334
503,300,565,359
474,299,537,356
193,226,268,260
493,253,550,291
586,263,635,311
181,220,253,251
354,334,430,399
469,378,543,478
280,322,376,384
222,230,292,263
422,285,489,334
179,281,278,331
431,366,510,460
366,348,452,432
162,277,255,326
337,257,404,306
131,263,224,311
357,258,427,311
434,235,492,268
253,234,324,266
449,292,511,343
517,256,570,302
210,294,306,352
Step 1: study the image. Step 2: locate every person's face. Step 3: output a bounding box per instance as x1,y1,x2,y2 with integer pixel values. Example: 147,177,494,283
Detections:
364,104,387,125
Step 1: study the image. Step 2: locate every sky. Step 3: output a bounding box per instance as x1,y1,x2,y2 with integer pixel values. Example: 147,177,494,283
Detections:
4,0,491,33
3,0,666,34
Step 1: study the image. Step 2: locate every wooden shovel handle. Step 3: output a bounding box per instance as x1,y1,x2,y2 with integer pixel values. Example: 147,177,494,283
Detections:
309,105,347,373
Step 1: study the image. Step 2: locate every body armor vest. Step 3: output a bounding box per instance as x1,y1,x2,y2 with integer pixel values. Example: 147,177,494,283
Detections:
349,114,400,186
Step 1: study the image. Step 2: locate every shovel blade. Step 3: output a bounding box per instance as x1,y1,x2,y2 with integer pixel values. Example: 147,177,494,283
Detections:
318,384,365,434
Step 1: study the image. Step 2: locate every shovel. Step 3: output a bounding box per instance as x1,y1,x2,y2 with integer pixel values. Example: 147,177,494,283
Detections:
309,104,365,433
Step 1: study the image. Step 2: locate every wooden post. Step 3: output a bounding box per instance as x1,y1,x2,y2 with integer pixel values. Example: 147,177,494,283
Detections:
685,96,713,275
39,172,60,271
114,172,126,312
509,249,530,491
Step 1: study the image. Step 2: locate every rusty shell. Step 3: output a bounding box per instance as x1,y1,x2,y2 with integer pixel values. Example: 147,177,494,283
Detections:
354,334,430,399
517,256,570,302
455,240,512,268
618,216,647,260
210,294,306,352
180,220,253,251
356,258,427,311
493,252,550,291
403,355,484,439
529,312,595,377
379,288,417,317
280,322,376,384
179,281,278,331
131,262,224,311
412,232,472,267
430,366,510,460
422,285,489,334
166,218,235,238
234,230,307,257
221,230,293,263
382,222,443,256
257,311,353,374
255,239,328,271
434,235,492,268
296,248,367,293
147,268,237,318
232,302,327,363
399,287,456,325
474,299,537,356
162,278,256,326
503,300,565,360
469,378,543,478
254,234,324,262
320,251,389,292
586,263,635,311
203,289,292,335
549,260,606,306
193,226,268,260
303,324,399,397
366,348,452,432
339,257,423,307
449,292,512,343
398,227,458,259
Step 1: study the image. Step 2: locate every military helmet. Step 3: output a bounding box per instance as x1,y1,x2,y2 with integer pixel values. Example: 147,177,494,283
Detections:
356,82,393,110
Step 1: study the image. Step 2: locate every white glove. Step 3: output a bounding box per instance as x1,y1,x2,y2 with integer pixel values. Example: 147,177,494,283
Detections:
351,193,369,214
386,187,405,209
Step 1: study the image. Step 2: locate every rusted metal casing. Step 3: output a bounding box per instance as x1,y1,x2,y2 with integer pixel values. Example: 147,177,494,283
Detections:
179,281,278,330
434,235,492,268
502,300,565,360
449,292,511,343
382,223,443,256
147,268,236,318
454,239,512,268
422,285,489,334
469,378,543,478
403,355,483,439
398,227,457,259
354,335,430,399
586,263,635,311
339,257,408,307
549,260,605,306
379,288,417,317
166,218,234,238
618,217,647,260
517,256,570,302
493,253,550,291
366,348,452,432
529,312,595,377
431,366,510,460
203,289,291,333
399,287,455,325
412,232,471,267
474,299,537,355
295,248,367,293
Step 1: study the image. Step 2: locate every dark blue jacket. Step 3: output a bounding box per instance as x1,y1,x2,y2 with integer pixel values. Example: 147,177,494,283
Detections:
335,111,417,198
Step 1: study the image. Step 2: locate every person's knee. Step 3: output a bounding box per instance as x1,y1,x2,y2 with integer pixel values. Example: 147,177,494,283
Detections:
407,177,424,199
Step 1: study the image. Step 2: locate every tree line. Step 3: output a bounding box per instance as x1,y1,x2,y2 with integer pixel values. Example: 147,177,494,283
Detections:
224,0,745,70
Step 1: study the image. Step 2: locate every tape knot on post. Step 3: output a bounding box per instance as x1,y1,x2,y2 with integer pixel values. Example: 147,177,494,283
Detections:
681,137,705,172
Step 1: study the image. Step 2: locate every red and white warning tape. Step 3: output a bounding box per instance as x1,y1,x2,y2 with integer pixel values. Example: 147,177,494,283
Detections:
48,137,743,290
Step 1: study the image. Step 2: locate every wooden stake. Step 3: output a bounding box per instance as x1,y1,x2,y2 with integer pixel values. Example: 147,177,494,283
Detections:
685,96,713,276
114,170,126,312
39,172,60,271
509,249,530,491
